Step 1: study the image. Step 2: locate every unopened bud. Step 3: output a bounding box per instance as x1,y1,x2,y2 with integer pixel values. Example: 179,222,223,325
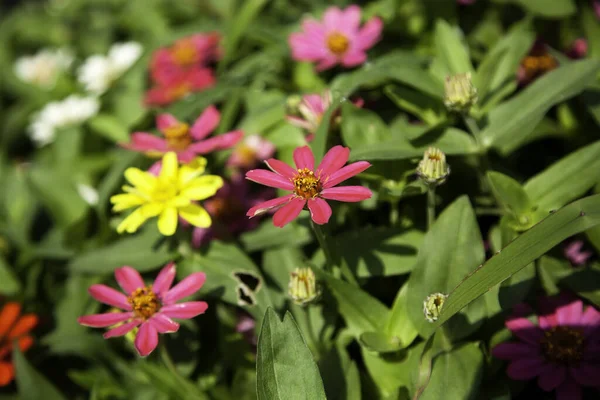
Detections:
285,95,303,115
444,73,477,113
288,267,320,306
416,147,450,185
423,293,448,323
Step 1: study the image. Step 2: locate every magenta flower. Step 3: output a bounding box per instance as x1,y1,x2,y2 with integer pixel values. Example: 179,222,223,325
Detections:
595,1,600,20
245,145,372,227
566,39,588,60
493,296,600,400
457,0,476,4
288,5,383,71
227,134,276,170
564,241,593,266
123,105,243,163
236,314,257,346
77,263,208,357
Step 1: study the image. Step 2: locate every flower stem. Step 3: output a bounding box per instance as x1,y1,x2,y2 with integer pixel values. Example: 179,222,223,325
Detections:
310,220,358,286
427,186,436,230
463,115,482,149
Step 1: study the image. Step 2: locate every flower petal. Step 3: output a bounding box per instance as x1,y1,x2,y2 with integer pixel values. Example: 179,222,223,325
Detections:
246,194,294,217
293,146,315,170
188,130,243,154
116,207,152,234
88,284,131,310
179,204,212,228
78,312,134,327
162,272,207,305
317,145,350,178
307,198,332,225
570,363,600,386
180,175,224,200
159,152,179,181
341,51,368,67
190,105,220,140
156,113,180,131
149,313,180,333
320,186,372,202
582,306,600,337
492,342,539,360
356,17,383,50
323,6,343,30
555,378,582,400
158,207,178,236
246,169,294,190
153,263,177,296
103,320,141,339
265,158,297,179
506,356,547,380
7,315,38,338
0,303,21,337
323,161,371,188
537,364,566,391
160,301,209,319
273,197,306,227
110,193,146,211
0,361,14,387
556,300,583,326
134,322,159,357
124,133,168,153
115,266,145,294
124,168,156,192
505,317,544,345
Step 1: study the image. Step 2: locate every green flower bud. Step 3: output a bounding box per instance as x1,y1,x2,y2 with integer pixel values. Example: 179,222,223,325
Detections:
416,147,450,186
444,73,477,113
288,267,321,306
285,95,303,115
423,292,448,323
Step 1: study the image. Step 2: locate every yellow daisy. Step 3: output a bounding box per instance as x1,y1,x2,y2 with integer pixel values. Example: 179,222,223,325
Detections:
110,152,223,236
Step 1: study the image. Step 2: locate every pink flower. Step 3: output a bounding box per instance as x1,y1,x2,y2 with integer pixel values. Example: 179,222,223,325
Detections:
236,314,257,346
457,0,476,4
144,67,216,107
566,39,588,60
245,145,372,227
227,134,276,170
493,295,600,400
288,5,383,71
595,1,600,20
78,263,208,357
123,105,243,163
564,241,593,266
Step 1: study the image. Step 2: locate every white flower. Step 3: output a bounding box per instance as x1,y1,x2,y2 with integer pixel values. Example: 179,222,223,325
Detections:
28,95,100,146
77,42,143,94
77,184,99,206
13,48,73,88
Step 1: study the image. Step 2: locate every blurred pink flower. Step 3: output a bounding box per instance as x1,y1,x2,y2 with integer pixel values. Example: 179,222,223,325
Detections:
564,241,593,266
493,295,600,400
289,5,383,71
227,134,276,170
123,105,243,163
78,263,208,357
246,145,372,227
517,40,558,86
236,314,257,346
566,39,588,59
144,68,216,107
457,0,476,4
595,1,600,19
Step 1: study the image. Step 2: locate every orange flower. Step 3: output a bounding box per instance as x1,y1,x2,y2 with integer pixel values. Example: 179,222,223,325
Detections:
0,302,38,386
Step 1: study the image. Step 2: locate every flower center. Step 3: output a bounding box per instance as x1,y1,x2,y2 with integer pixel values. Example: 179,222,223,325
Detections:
167,83,192,102
128,286,160,320
151,179,179,203
293,168,322,199
540,326,584,364
171,40,198,66
163,122,192,151
326,32,350,56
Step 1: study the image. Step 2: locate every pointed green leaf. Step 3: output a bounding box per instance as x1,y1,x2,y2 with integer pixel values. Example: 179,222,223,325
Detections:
14,347,67,400
487,171,532,215
433,20,474,78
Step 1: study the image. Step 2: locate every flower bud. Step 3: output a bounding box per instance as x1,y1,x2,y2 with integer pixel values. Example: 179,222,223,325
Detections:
444,73,477,113
416,147,450,186
288,267,321,306
285,95,303,115
423,292,448,323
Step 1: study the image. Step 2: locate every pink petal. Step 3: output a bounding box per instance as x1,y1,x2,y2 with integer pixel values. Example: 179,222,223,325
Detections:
246,195,294,217
188,130,243,154
156,114,180,132
160,301,209,319
492,342,539,360
190,105,220,140
77,312,134,327
323,6,343,30
162,272,206,304
88,284,131,310
320,186,372,202
303,94,326,115
192,227,213,248
149,313,180,333
341,51,368,67
152,263,176,296
317,145,350,177
115,266,145,295
265,159,297,179
537,364,566,391
570,364,600,386
103,320,141,339
134,322,159,357
316,55,339,72
293,146,315,170
556,378,582,400
273,197,306,227
307,198,332,225
506,357,547,380
538,314,555,330
323,161,371,188
505,317,544,345
246,169,294,190
356,17,383,50
342,5,361,32
286,116,314,131
556,300,583,326
289,34,326,62
581,306,600,337
123,133,168,152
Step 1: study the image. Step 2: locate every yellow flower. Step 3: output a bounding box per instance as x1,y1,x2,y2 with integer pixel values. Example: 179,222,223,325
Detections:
110,152,223,236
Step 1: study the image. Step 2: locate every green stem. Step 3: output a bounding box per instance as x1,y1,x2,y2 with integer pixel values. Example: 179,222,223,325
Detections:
427,186,436,230
310,221,358,286
464,115,494,196
463,115,482,149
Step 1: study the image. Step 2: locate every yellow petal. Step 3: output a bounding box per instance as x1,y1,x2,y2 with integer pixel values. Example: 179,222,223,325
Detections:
181,175,224,200
178,157,207,185
158,207,178,236
178,204,212,228
116,207,150,234
110,193,145,211
124,168,156,192
141,203,164,218
160,152,179,181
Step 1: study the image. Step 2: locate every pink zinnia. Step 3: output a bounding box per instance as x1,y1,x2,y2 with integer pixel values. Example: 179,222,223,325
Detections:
493,296,600,400
566,39,588,60
245,145,372,227
78,263,208,357
227,134,276,170
123,105,243,163
144,67,216,107
564,241,593,266
288,5,383,71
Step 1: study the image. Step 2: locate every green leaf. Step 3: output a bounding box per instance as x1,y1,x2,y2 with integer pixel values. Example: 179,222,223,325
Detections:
385,283,419,348
582,8,600,60
487,171,532,215
14,347,67,400
480,59,600,154
523,141,600,211
310,96,343,165
435,193,600,328
432,20,474,78
359,331,402,353
88,114,130,143
559,264,600,308
510,0,576,18
406,196,486,340
240,220,312,252
341,103,391,148
256,308,326,400
0,256,20,295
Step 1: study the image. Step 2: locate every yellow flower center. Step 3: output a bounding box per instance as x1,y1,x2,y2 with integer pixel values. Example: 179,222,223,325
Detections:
171,40,198,66
163,122,192,151
326,32,350,56
167,83,192,102
293,168,322,199
540,326,584,364
128,286,160,320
